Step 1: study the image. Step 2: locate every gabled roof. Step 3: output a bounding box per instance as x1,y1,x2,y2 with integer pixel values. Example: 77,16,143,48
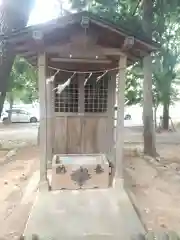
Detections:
1,11,158,67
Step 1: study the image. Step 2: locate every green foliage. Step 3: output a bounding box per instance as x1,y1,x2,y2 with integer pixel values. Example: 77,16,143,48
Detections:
7,57,38,104
69,0,180,110
6,0,180,112
70,0,89,10
125,63,143,105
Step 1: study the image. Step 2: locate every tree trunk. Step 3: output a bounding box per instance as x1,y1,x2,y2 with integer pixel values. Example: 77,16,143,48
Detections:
154,106,157,129
0,92,7,116
163,103,169,130
0,50,15,117
37,125,40,146
8,92,13,121
142,0,156,157
143,56,156,156
0,0,35,117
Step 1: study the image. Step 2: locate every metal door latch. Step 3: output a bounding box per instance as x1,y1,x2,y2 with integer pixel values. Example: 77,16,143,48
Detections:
56,165,67,174
95,164,104,174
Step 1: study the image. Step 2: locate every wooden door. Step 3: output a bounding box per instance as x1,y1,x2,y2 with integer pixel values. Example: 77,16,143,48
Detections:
82,117,108,154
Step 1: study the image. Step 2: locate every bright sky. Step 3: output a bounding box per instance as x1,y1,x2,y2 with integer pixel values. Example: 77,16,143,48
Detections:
0,0,70,25
28,0,62,25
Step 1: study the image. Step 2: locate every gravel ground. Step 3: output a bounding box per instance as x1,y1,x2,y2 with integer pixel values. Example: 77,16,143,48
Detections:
124,143,180,234
0,146,39,240
0,123,180,237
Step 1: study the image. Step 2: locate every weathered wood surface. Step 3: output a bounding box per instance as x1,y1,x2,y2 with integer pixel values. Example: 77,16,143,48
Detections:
54,116,108,154
115,55,127,178
54,117,67,153
67,117,82,154
38,53,48,183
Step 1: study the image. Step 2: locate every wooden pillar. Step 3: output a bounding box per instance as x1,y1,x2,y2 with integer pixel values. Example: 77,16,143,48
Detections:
46,77,53,166
107,71,116,159
78,73,85,153
79,73,85,113
38,52,49,190
115,55,127,181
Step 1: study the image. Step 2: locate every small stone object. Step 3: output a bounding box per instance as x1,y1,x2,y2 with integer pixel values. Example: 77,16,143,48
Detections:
156,156,161,162
160,223,167,228
19,235,40,240
144,208,150,214
131,231,179,239
144,155,155,163
19,235,25,240
20,173,27,181
6,148,18,159
4,180,8,185
131,233,145,239
32,234,39,240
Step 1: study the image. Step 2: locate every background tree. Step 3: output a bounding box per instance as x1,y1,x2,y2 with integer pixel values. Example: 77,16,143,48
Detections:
141,0,156,156
6,57,37,119
70,0,180,154
0,0,35,117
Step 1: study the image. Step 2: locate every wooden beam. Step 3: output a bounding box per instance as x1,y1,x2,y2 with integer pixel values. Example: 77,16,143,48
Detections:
50,57,112,64
46,44,125,56
18,51,36,58
48,62,116,72
115,55,127,182
102,47,126,56
26,56,37,61
38,52,49,190
91,19,157,51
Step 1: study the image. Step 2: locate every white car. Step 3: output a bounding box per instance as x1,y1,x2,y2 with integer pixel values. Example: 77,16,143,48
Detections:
1,109,39,123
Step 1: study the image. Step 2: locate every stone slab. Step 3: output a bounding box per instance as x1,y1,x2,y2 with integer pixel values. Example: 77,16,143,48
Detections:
24,188,145,240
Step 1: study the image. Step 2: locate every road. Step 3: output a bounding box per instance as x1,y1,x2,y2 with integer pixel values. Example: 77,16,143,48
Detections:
0,123,180,146
0,123,38,148
124,126,180,144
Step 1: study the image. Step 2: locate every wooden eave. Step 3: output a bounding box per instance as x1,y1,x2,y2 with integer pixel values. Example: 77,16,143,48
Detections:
1,11,158,68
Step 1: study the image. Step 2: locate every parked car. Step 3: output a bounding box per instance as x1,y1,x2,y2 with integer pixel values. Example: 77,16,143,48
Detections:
124,114,132,120
1,109,39,123
114,106,132,120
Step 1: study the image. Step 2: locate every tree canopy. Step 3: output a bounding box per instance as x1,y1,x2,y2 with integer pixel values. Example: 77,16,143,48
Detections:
8,57,38,105
69,0,180,129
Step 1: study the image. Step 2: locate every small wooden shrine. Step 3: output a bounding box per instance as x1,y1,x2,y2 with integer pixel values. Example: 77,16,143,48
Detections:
5,11,156,189
1,11,159,239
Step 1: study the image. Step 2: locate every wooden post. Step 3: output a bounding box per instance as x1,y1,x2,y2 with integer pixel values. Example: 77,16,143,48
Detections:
78,73,85,153
38,52,49,190
107,71,116,159
115,55,127,184
78,73,85,113
46,77,53,166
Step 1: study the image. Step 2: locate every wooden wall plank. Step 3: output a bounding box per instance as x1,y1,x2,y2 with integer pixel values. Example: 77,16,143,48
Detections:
54,117,67,154
54,117,108,154
96,117,108,153
67,117,82,154
83,117,108,154
83,117,98,153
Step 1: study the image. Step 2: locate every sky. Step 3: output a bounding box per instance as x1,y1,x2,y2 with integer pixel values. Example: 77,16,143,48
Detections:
28,0,62,25
0,0,70,25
